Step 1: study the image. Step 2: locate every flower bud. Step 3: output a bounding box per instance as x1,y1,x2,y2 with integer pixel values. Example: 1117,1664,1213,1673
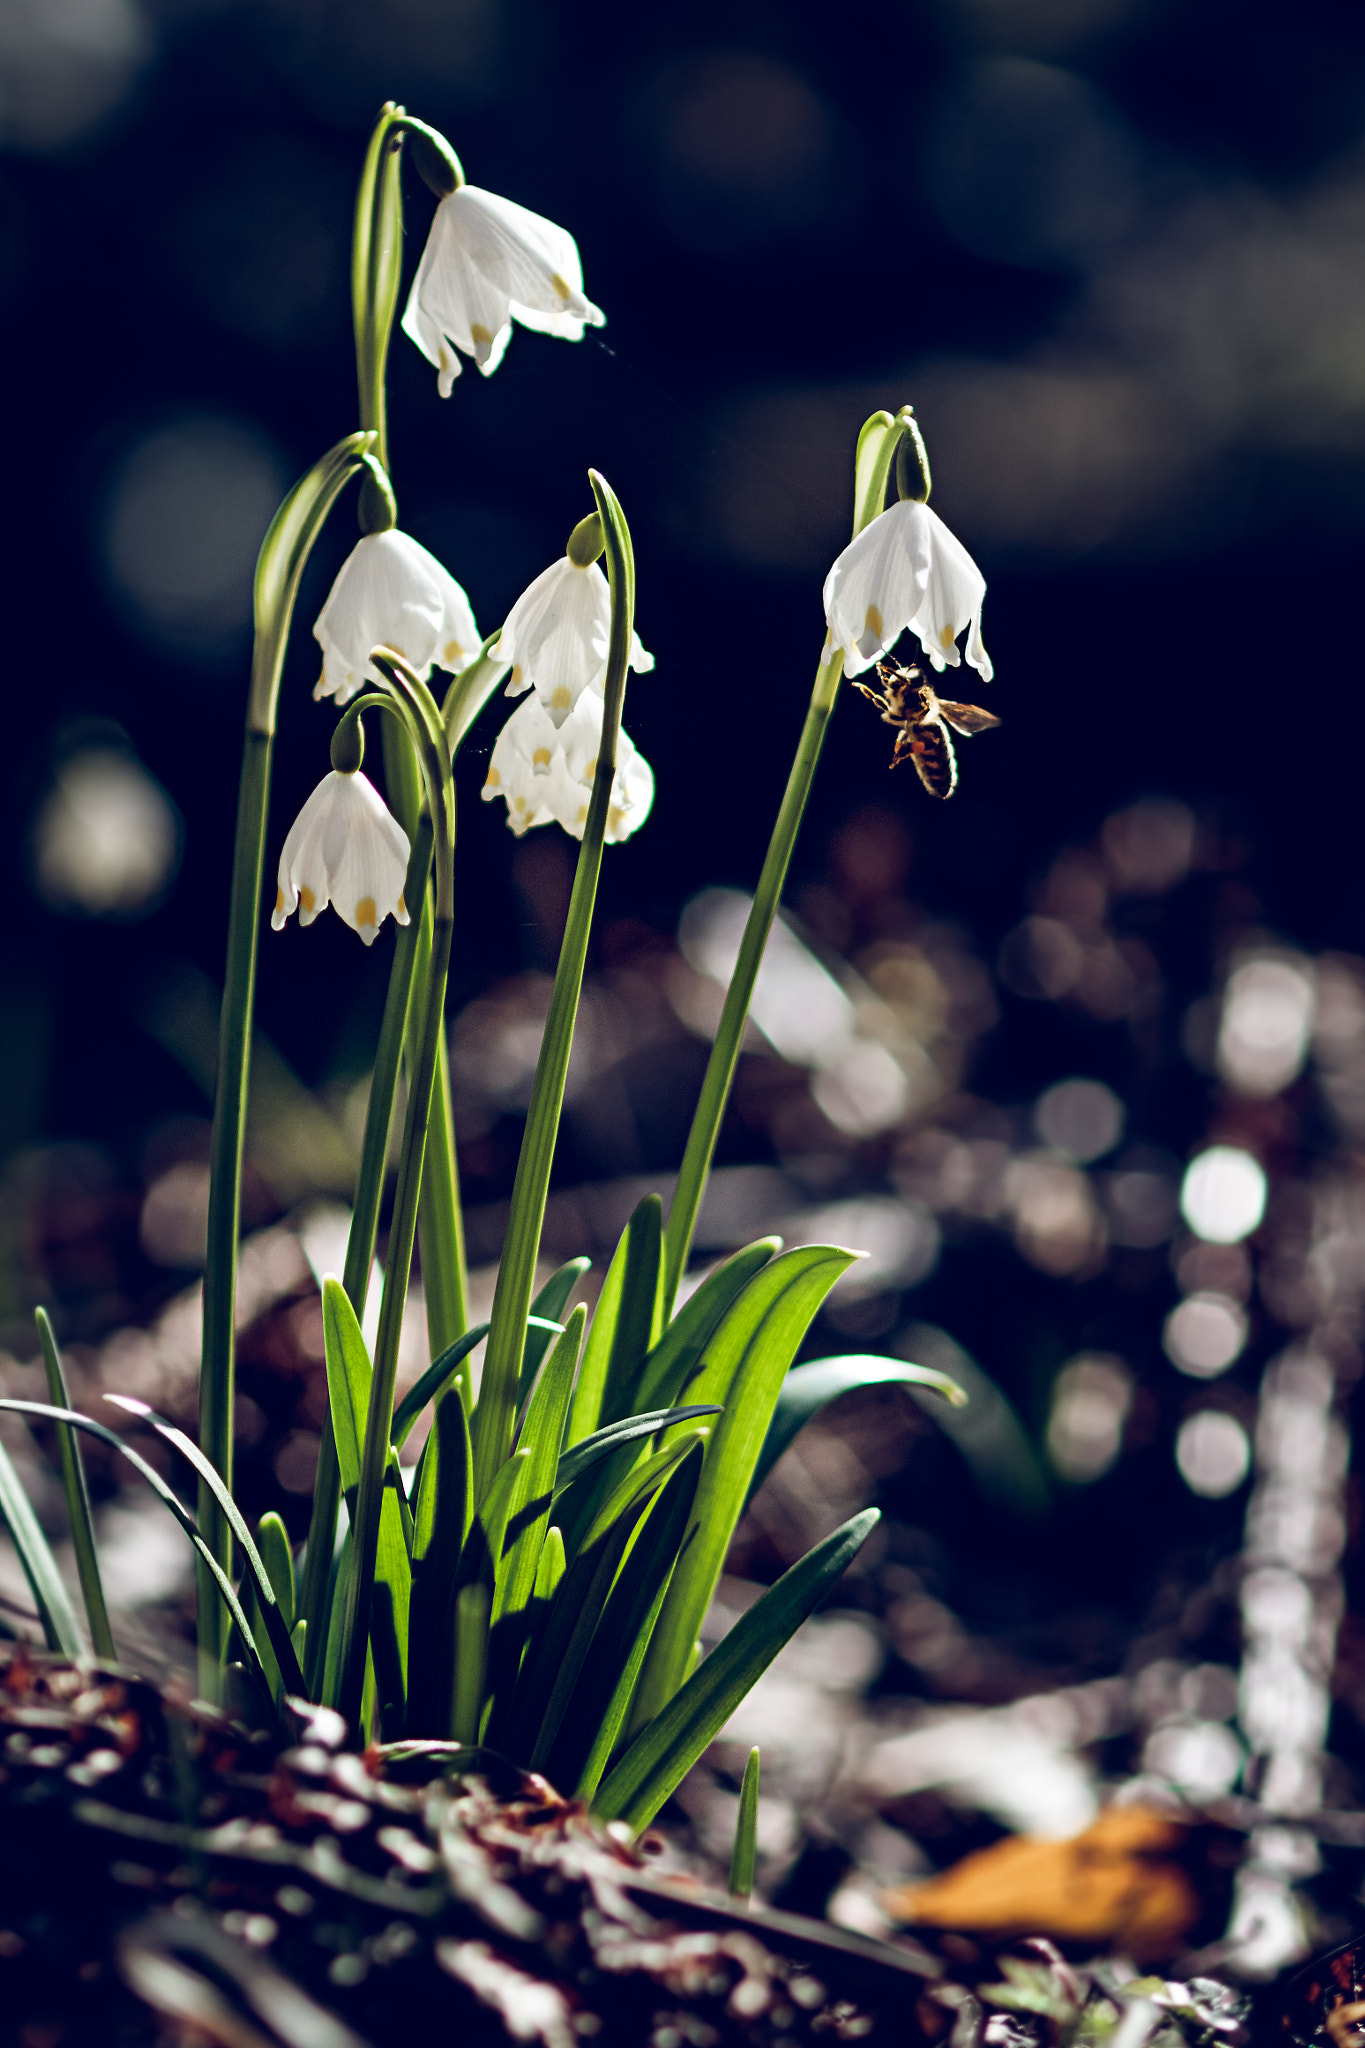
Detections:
894,411,932,504
330,710,365,775
566,512,605,567
402,117,464,198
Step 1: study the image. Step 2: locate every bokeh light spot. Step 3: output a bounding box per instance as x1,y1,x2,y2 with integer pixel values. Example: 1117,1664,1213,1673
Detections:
1175,1411,1251,1498
1180,1145,1267,1245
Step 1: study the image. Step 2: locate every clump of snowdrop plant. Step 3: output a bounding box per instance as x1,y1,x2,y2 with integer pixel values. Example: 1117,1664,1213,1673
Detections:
0,103,974,1866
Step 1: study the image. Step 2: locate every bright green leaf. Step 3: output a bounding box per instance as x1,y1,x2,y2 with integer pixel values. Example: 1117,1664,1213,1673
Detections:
594,1509,878,1832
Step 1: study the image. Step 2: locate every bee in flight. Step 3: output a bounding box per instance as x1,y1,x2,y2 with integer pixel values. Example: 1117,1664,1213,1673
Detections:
853,660,1000,798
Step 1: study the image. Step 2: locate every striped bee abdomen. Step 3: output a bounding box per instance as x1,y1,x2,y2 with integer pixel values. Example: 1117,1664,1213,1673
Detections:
898,719,958,798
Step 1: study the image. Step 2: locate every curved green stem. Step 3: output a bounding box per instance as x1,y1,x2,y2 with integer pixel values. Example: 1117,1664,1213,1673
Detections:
298,808,435,1693
338,654,455,1727
199,432,375,1700
660,645,844,1311
471,472,635,1506
352,102,406,533
659,407,918,1314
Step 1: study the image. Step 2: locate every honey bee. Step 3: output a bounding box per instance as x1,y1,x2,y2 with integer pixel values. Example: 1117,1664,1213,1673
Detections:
854,660,1000,798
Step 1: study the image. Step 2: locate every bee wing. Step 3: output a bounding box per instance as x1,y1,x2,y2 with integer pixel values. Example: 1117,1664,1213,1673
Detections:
937,701,1001,737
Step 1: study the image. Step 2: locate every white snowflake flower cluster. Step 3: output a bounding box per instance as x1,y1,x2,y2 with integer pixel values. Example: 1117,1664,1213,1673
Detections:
482,550,655,843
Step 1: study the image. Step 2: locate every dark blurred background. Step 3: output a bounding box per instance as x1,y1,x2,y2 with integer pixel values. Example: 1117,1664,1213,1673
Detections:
4,0,1365,1949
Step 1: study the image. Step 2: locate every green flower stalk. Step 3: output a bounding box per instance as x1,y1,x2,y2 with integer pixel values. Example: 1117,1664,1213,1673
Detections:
331,650,456,1728
660,410,925,1310
198,430,377,1699
472,473,640,1505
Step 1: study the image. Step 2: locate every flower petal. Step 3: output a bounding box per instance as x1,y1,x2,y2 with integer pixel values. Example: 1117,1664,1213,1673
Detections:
313,530,475,705
822,501,933,678
906,505,992,680
272,771,411,944
492,557,611,726
401,185,603,392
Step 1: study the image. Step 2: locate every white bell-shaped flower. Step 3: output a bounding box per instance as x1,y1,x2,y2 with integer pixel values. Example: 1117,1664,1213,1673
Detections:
272,770,411,946
492,555,653,729
313,529,480,706
402,185,605,396
823,499,993,682
482,693,654,844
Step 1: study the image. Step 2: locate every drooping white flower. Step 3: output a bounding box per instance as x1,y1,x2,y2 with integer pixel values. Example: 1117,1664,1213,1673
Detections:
823,499,993,682
492,554,653,729
402,186,605,397
482,693,654,844
272,771,411,945
313,530,480,706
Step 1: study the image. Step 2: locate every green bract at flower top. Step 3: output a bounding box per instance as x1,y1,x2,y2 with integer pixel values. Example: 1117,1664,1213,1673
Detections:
313,529,481,705
403,184,606,394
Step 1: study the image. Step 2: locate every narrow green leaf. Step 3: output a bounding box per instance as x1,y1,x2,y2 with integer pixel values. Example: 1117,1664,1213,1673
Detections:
390,1318,562,1451
553,1404,723,1500
633,1245,857,1726
0,1426,83,1655
504,1436,701,1766
407,1376,472,1738
255,1511,296,1631
0,1401,272,1696
563,1445,702,1801
595,1508,879,1832
317,1277,412,1722
746,1355,966,1506
392,1323,486,1449
35,1308,114,1659
527,1487,657,1771
900,1326,1051,1515
534,1525,565,1604
453,1581,488,1744
371,1468,412,1735
105,1397,306,1699
632,1238,780,1416
729,1747,760,1900
323,1277,372,1493
568,1196,664,1446
518,1261,590,1414
500,1308,585,1624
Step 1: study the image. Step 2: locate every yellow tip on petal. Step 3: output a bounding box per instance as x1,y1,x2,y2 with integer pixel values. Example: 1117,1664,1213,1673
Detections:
443,639,464,667
510,664,523,686
275,886,285,912
552,272,573,301
551,685,572,710
470,322,493,345
864,604,885,642
608,807,624,834
532,747,552,767
356,897,377,928
939,622,956,650
396,893,406,918
299,886,315,913
485,767,501,788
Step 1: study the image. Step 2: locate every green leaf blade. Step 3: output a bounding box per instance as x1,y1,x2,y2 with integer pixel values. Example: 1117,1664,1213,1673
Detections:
594,1508,879,1833
633,1244,857,1726
747,1354,966,1506
35,1308,115,1659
